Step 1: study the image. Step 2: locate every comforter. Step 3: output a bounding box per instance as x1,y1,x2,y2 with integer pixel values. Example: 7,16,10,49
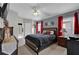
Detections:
25,34,56,47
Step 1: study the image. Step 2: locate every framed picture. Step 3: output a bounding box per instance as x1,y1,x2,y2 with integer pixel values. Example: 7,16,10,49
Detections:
51,21,54,25
45,22,48,26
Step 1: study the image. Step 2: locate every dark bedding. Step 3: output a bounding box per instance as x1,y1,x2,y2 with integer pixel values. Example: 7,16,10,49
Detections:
25,34,56,47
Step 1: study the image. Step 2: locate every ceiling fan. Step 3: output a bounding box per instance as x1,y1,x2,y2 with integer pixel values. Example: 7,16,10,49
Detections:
28,4,51,17
26,4,52,20
32,6,41,16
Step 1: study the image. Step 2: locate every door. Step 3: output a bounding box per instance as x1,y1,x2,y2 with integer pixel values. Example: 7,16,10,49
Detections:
24,22,32,36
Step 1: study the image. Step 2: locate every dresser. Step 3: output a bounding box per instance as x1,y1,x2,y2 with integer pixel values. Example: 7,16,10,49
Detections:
67,35,79,55
57,36,67,47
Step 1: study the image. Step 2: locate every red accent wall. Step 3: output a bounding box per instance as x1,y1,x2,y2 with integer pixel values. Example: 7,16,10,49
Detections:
58,16,63,36
36,22,38,33
74,12,79,34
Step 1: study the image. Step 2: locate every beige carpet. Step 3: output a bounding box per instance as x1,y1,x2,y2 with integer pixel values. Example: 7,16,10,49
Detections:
18,43,67,55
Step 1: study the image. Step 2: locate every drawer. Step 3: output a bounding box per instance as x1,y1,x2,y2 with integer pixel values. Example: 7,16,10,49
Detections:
57,37,67,47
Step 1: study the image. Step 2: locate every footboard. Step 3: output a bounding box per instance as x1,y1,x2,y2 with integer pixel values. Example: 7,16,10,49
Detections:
26,39,39,55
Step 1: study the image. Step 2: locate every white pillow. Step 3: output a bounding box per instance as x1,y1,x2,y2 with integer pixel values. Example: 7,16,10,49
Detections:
43,30,46,33
50,31,54,34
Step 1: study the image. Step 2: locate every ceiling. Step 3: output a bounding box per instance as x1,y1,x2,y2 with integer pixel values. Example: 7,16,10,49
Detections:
9,3,79,21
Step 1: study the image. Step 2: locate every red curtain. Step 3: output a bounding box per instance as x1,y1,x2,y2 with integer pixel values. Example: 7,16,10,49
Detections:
36,22,38,33
74,12,79,34
78,24,79,34
41,21,43,33
58,16,63,36
36,21,43,34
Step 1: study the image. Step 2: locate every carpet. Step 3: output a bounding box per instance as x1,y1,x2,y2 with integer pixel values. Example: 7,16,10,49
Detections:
18,43,67,55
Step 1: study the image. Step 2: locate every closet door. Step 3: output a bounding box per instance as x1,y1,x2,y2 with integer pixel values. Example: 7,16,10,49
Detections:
24,22,32,36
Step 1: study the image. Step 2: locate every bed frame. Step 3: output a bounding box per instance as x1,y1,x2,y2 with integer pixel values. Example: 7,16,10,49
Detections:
26,27,57,55
43,27,57,35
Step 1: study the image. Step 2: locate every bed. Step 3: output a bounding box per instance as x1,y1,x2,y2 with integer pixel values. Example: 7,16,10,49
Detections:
25,27,57,55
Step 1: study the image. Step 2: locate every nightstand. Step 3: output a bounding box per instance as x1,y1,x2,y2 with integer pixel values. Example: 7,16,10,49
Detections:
57,36,67,47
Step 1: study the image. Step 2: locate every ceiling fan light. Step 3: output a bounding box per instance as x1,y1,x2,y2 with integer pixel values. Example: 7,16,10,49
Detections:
32,9,40,16
33,12,38,16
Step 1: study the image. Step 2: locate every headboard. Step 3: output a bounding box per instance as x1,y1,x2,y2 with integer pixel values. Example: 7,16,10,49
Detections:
43,27,57,35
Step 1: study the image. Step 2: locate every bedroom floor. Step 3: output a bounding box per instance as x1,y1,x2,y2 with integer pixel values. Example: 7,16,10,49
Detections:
18,43,67,55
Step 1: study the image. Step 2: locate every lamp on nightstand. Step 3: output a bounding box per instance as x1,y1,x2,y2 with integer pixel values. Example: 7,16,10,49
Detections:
61,28,67,37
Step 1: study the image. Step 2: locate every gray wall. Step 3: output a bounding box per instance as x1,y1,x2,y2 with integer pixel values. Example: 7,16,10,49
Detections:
7,10,19,37
6,10,35,46
43,16,58,28
42,10,79,35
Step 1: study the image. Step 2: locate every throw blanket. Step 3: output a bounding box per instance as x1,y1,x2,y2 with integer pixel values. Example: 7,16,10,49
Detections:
2,36,17,55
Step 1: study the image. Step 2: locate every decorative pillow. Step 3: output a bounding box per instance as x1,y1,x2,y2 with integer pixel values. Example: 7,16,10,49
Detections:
50,31,54,35
43,30,46,34
43,30,50,35
50,34,56,40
